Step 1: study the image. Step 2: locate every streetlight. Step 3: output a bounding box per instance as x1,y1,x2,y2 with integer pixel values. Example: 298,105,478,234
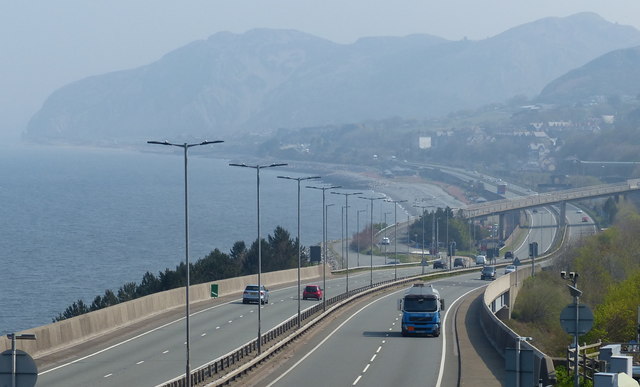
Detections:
386,199,407,280
307,185,341,312
6,333,36,387
446,208,457,270
383,211,392,264
277,175,320,328
356,209,367,267
436,217,441,256
414,204,432,274
230,162,287,354
331,191,363,293
341,205,346,269
148,139,223,386
359,195,385,286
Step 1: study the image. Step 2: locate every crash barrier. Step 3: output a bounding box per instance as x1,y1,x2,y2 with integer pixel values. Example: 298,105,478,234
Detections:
0,265,326,358
160,272,435,387
478,226,570,386
480,268,555,385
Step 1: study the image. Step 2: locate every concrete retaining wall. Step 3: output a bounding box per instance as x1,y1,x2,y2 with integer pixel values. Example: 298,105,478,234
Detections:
0,265,328,358
480,264,556,385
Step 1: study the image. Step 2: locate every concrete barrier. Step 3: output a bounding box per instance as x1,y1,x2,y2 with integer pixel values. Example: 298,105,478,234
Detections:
0,265,328,358
480,265,556,385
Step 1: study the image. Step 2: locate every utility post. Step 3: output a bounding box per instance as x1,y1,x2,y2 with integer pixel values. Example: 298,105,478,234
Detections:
560,271,593,387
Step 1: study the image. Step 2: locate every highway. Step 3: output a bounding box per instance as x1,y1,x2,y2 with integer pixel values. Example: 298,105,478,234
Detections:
35,167,590,386
261,272,486,387
37,265,438,387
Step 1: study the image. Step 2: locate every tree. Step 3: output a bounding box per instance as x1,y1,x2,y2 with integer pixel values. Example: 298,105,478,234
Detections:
137,271,162,297
191,248,240,283
53,299,90,322
117,282,138,302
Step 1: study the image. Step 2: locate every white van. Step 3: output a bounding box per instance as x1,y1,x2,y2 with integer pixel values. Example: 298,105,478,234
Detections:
475,255,487,265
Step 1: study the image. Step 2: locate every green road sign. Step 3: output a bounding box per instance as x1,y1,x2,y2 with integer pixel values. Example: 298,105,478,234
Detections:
210,284,219,298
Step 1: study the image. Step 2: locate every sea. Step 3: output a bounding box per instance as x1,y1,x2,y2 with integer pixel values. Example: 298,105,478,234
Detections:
0,144,397,334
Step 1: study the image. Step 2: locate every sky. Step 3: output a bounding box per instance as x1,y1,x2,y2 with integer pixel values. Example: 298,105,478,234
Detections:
1,0,640,141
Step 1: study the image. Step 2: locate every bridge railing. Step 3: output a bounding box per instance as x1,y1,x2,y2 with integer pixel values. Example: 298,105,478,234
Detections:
464,181,637,217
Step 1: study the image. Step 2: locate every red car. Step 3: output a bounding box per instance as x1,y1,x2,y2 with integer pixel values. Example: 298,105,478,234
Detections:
302,285,323,300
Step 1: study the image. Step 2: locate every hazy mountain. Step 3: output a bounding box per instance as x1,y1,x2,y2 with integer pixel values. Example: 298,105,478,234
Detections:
537,45,640,104
24,13,640,145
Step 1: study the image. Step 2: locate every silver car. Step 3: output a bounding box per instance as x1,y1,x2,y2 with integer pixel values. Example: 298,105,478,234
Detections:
242,284,270,304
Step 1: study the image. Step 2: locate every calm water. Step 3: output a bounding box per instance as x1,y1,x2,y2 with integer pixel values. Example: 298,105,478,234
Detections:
0,144,395,334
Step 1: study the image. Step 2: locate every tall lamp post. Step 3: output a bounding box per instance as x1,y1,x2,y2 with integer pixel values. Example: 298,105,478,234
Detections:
386,199,407,280
413,204,431,274
278,175,320,328
148,140,223,386
340,206,345,269
331,191,362,293
383,211,392,264
230,162,287,354
359,195,385,286
436,217,441,256
307,185,341,312
356,209,367,267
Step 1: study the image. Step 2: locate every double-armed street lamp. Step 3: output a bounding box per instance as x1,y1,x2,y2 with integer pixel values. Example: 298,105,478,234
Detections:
278,175,320,328
331,191,362,293
359,195,386,286
147,140,223,387
306,185,340,311
230,162,287,354
386,199,407,280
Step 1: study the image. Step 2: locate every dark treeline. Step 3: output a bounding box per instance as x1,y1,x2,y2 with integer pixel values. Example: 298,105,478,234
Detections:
54,226,307,322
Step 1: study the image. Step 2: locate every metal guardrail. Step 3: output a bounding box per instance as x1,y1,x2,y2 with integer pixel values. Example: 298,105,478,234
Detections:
161,215,569,386
158,273,439,387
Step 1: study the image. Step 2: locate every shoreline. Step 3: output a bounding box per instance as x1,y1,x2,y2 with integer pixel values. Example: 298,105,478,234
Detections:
276,159,471,215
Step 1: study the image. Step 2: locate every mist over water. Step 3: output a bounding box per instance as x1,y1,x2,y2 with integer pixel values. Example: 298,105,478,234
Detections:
0,144,383,334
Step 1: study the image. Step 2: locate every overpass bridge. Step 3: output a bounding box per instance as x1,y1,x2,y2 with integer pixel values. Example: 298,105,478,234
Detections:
460,179,640,232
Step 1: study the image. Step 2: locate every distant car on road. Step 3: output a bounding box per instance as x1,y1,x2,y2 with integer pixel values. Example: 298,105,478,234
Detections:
243,284,270,304
504,251,514,260
381,237,390,245
432,260,447,269
504,265,516,274
302,285,323,300
582,216,589,223
453,257,468,268
481,266,497,280
576,209,583,213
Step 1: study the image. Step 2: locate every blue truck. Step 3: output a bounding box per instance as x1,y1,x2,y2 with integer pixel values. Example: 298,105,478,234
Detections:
398,283,445,337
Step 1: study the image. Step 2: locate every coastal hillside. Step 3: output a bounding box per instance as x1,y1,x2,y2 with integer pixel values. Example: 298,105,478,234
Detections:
537,45,640,104
24,13,640,145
